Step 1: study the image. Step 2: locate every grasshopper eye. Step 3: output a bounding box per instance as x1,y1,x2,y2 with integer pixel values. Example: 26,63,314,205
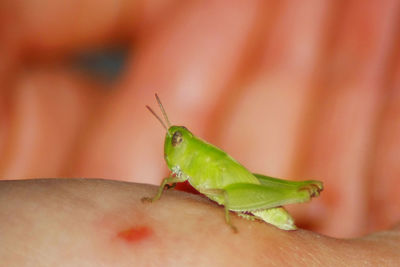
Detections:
172,131,183,147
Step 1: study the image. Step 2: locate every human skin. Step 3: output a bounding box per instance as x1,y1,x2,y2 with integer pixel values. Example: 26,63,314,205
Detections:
0,178,399,266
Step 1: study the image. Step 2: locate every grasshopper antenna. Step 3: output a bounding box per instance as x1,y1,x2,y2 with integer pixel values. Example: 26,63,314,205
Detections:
146,105,168,131
155,94,171,128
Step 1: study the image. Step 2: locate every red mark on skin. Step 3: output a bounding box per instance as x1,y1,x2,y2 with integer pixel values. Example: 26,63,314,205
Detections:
117,226,152,243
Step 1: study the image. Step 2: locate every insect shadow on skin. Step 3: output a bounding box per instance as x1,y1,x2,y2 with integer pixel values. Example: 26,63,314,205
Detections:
141,94,323,233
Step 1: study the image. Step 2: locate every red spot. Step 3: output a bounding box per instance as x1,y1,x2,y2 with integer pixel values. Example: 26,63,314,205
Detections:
174,181,200,194
117,226,152,242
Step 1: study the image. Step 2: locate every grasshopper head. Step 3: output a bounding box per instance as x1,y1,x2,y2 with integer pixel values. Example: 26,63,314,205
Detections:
163,126,194,170
146,94,194,171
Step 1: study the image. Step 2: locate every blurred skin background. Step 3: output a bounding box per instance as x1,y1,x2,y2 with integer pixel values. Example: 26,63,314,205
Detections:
1,0,399,239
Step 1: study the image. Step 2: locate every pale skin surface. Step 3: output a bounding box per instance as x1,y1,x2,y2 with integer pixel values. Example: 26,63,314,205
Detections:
0,178,399,266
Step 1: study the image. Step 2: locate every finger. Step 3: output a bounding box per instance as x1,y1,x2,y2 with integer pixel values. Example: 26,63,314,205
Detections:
216,0,331,232
0,67,102,178
367,52,400,232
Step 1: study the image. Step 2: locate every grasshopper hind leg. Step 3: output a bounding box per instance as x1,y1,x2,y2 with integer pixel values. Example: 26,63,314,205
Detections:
237,209,297,230
252,207,297,230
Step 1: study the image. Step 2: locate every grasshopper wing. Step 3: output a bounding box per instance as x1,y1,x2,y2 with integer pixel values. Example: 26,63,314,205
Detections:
253,173,323,197
223,182,317,212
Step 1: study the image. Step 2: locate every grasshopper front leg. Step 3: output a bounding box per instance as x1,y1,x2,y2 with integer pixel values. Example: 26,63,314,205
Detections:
141,175,187,203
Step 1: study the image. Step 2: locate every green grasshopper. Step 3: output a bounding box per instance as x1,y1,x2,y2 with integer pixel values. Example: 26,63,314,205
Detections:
142,94,323,232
